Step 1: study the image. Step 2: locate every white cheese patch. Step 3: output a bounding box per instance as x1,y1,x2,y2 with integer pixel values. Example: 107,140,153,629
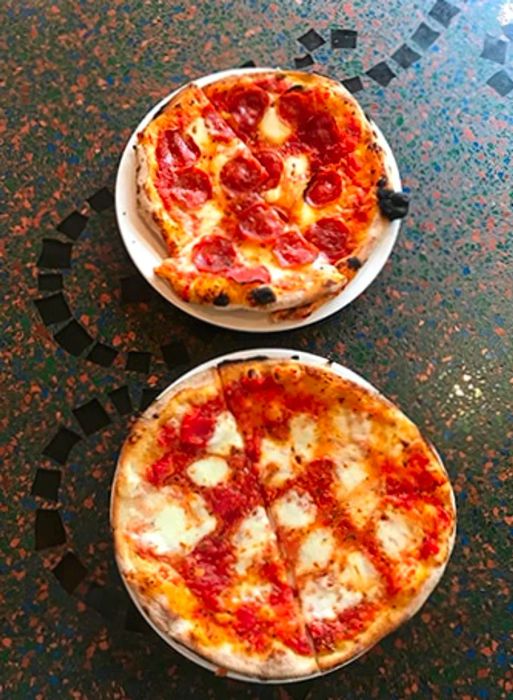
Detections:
301,575,363,621
340,551,379,591
136,493,216,555
186,116,210,149
259,437,293,485
284,153,309,180
206,411,244,456
335,445,368,492
333,409,372,443
187,455,230,487
295,200,318,228
229,581,273,605
298,527,335,574
274,489,317,529
233,506,274,574
197,201,223,237
345,490,379,528
377,511,418,558
259,105,292,143
290,413,317,462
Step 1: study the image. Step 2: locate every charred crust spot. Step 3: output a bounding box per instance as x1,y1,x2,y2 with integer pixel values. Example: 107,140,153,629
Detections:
213,292,230,307
217,355,269,369
249,286,276,306
377,185,410,220
347,256,363,270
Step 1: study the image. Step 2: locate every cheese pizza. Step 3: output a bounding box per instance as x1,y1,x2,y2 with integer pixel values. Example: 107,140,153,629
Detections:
112,357,455,680
135,70,409,319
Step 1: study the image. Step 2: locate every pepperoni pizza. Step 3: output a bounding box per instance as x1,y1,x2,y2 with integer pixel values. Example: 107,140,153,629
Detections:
112,357,455,679
136,70,409,319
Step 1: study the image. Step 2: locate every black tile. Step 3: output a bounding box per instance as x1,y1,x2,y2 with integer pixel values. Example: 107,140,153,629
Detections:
366,61,396,86
52,552,88,593
240,59,256,68
331,29,357,49
125,351,152,373
38,273,63,292
86,342,118,367
85,583,126,620
487,70,513,96
37,239,72,269
161,340,191,369
428,0,460,28
108,386,132,416
480,34,508,64
139,388,161,411
125,600,153,634
502,23,513,41
56,211,88,240
294,54,314,69
42,427,81,465
298,28,325,51
341,76,364,94
411,22,440,50
31,469,62,501
120,274,154,303
34,293,72,325
73,399,111,436
54,320,94,356
392,44,421,68
35,509,66,550
87,187,114,212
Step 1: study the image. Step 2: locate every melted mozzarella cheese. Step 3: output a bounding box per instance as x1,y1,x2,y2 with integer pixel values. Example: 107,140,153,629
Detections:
284,153,309,180
206,411,244,456
298,527,335,573
259,437,293,485
187,455,229,487
186,116,210,149
302,576,363,621
346,489,379,528
197,201,223,237
233,506,274,574
377,512,419,558
335,444,368,491
290,413,317,462
274,489,317,529
334,409,372,443
136,493,216,555
229,581,273,605
340,551,380,592
259,105,292,143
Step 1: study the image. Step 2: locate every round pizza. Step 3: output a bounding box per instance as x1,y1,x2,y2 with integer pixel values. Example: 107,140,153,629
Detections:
112,356,455,680
135,70,409,320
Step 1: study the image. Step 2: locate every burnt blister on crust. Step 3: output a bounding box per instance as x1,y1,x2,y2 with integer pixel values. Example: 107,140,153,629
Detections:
213,292,230,307
347,257,363,270
249,286,277,306
377,179,410,220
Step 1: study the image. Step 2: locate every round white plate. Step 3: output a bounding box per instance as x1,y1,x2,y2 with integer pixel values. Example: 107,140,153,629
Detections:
111,348,456,684
115,67,403,332
116,68,401,333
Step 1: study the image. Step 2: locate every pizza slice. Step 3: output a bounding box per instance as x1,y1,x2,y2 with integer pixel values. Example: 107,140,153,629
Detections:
218,358,455,668
112,367,317,679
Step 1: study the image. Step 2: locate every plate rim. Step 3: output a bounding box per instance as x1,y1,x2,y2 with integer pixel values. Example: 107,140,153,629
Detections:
110,348,456,684
115,67,403,333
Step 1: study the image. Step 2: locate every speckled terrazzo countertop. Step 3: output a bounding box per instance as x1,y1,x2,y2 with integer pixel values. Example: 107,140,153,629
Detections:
2,0,512,698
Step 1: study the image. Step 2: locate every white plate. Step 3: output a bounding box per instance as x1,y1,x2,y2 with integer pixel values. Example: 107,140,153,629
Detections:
111,348,456,684
115,67,403,332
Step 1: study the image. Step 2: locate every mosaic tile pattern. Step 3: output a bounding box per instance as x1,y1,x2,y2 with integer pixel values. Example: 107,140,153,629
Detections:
2,0,512,698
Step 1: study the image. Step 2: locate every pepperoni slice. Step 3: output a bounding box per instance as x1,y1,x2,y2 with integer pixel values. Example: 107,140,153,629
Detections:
156,129,200,170
203,106,234,142
277,89,311,124
167,167,212,208
227,86,269,135
192,235,237,273
274,231,318,267
255,151,283,189
237,203,285,242
304,217,352,263
305,170,342,206
220,154,267,192
300,113,339,148
227,265,271,284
